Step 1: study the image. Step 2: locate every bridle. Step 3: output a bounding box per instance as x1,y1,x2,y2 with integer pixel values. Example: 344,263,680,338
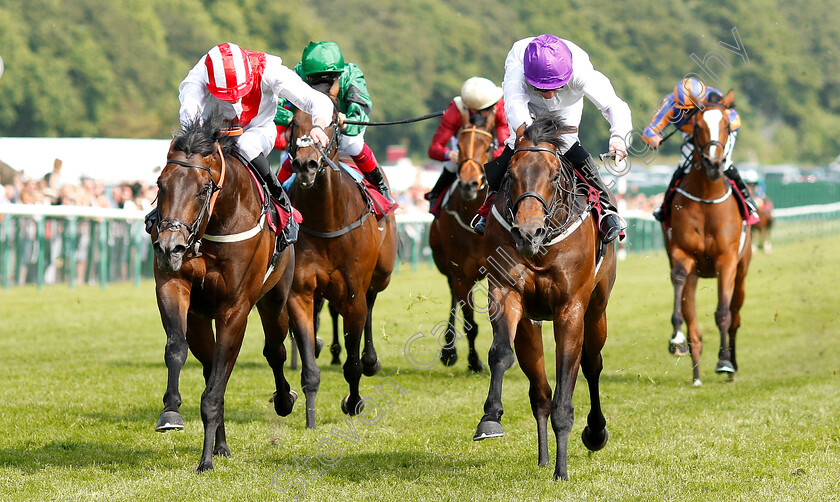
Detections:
504,145,579,232
156,144,226,252
457,126,493,189
691,103,730,171
288,113,341,180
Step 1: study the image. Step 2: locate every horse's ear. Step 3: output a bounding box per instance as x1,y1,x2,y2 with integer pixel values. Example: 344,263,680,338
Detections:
720,89,735,108
513,124,528,147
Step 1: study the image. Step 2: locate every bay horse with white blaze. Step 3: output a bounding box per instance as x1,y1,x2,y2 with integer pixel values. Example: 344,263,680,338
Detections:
151,111,296,473
473,115,617,481
285,81,397,428
429,112,496,372
663,89,752,386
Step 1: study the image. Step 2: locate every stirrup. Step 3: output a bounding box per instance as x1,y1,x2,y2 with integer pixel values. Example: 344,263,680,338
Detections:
470,214,487,236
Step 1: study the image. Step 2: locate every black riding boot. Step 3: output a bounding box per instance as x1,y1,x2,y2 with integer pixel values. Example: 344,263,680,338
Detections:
653,166,688,222
144,207,158,235
363,165,395,204
725,166,760,217
471,145,514,235
424,168,457,212
252,153,298,244
575,155,626,243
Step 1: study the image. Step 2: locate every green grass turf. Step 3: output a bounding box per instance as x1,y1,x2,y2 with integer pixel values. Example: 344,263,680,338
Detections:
1,236,838,501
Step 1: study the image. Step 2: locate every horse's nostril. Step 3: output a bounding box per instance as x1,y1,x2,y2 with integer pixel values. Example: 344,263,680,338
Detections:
172,244,187,256
470,181,480,189
153,242,163,255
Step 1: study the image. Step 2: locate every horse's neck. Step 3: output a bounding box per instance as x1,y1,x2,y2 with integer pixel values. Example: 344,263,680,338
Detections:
682,161,729,199
207,158,259,234
297,160,362,227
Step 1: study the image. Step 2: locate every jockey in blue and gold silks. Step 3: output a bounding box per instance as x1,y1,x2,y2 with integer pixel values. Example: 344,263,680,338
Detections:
643,77,758,224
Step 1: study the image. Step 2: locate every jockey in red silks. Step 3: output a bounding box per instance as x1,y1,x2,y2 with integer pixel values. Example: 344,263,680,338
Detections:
472,34,631,243
178,42,333,201
424,77,510,213
642,77,759,224
274,41,394,203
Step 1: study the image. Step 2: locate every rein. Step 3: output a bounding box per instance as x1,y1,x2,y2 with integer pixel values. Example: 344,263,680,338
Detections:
343,110,445,126
158,143,226,252
495,145,589,246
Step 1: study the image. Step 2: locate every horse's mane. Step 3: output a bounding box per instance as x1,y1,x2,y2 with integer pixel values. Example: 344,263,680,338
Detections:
524,114,565,148
172,108,240,159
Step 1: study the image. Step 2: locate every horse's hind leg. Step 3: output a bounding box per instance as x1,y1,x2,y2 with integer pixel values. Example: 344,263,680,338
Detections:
329,301,341,366
156,280,192,432
681,273,704,385
513,319,551,466
361,291,381,377
456,277,483,372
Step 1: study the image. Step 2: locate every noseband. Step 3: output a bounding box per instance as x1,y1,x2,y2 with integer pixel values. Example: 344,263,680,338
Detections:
457,127,493,189
157,144,225,252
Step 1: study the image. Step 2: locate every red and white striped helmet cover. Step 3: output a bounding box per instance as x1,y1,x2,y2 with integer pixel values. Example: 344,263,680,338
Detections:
204,43,254,102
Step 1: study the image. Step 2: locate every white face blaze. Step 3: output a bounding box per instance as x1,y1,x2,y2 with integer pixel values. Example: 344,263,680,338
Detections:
703,109,724,159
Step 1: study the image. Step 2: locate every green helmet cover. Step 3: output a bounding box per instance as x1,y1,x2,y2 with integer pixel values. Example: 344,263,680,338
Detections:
301,41,345,77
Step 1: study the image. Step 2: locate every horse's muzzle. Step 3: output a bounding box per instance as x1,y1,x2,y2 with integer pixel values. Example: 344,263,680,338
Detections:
293,158,320,189
511,219,547,257
154,234,187,274
459,180,481,202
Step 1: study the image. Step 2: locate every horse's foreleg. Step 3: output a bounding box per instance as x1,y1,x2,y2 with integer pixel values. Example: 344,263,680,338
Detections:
474,287,521,441
288,294,320,429
197,305,250,473
728,269,747,376
551,303,585,481
668,259,692,357
258,295,296,417
681,273,703,385
513,319,551,466
439,280,459,366
361,291,381,376
580,297,610,454
329,301,341,366
340,298,369,415
714,260,738,375
155,280,191,432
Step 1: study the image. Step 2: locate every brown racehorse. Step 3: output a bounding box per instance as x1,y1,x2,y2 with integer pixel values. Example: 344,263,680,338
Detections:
151,111,296,473
285,81,397,428
663,90,752,386
472,115,617,481
428,113,496,372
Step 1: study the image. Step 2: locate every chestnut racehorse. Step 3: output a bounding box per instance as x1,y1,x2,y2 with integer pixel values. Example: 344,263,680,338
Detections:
286,81,397,428
152,111,296,473
473,115,617,481
663,90,752,385
428,112,496,372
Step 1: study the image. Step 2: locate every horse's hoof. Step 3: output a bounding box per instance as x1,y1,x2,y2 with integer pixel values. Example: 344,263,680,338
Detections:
273,390,297,417
473,420,504,441
155,410,185,432
715,360,736,373
553,470,569,481
668,331,689,356
213,445,230,457
468,355,485,373
440,348,458,367
314,337,324,358
197,461,214,474
341,395,364,416
693,378,703,387
581,426,609,451
362,358,381,377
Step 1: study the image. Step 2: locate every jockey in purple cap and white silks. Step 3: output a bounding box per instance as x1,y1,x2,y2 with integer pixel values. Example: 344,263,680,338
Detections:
178,42,334,201
474,34,632,243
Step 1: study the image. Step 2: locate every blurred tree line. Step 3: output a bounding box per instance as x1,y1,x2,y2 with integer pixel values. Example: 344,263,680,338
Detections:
0,0,838,165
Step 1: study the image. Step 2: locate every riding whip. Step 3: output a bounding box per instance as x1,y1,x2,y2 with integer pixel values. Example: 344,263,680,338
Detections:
343,110,445,126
